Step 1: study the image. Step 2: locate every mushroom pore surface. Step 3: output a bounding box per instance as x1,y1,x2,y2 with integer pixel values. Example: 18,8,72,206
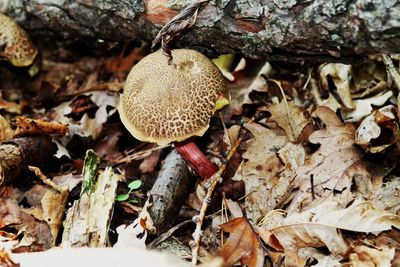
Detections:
119,49,225,146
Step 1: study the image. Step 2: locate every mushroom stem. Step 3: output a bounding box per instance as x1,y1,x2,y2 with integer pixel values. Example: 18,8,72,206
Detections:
174,140,218,180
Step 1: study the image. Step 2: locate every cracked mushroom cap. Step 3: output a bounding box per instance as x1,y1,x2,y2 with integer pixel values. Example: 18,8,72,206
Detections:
0,13,38,67
118,49,225,146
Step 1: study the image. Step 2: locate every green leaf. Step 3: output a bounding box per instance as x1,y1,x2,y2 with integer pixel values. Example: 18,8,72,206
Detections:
128,180,142,190
115,194,129,201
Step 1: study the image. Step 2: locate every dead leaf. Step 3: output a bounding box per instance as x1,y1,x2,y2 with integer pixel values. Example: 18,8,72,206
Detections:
294,107,364,192
341,91,393,122
261,199,400,265
0,97,28,114
94,126,124,160
115,200,155,248
298,247,342,267
139,150,162,173
372,176,400,215
319,63,353,109
348,244,395,267
0,115,13,142
0,249,19,267
232,122,290,221
0,190,54,251
355,105,399,153
220,217,265,267
78,92,118,139
12,117,67,138
264,99,312,142
225,61,271,116
352,61,388,98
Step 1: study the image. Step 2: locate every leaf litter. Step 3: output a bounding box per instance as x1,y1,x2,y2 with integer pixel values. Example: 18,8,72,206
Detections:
0,15,399,267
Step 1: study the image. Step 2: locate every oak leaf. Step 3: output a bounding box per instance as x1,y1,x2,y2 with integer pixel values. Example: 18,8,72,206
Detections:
348,245,395,267
260,199,400,266
294,107,364,192
265,99,313,142
220,217,265,267
232,123,292,221
319,63,353,109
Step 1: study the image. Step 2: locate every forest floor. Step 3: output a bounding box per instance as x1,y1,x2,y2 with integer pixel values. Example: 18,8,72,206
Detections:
0,17,400,267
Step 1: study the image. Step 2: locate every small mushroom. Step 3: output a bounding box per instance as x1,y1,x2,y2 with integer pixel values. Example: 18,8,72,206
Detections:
119,49,226,179
0,12,38,67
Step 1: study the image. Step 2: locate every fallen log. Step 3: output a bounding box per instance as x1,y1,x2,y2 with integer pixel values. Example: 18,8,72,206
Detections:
1,0,400,61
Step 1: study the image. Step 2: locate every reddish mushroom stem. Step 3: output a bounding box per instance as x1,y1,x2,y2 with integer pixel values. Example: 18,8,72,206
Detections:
174,140,218,180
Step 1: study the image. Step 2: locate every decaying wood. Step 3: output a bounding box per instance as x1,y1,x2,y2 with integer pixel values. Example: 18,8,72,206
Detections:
148,149,193,235
0,136,57,183
61,150,119,247
2,1,400,60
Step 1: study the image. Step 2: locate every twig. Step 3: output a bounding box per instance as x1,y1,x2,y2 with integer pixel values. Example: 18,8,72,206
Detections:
191,135,243,264
114,144,168,164
310,174,315,201
28,165,65,193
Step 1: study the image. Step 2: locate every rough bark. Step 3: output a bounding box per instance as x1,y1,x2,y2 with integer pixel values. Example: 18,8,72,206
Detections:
0,136,58,183
148,149,193,235
1,0,399,60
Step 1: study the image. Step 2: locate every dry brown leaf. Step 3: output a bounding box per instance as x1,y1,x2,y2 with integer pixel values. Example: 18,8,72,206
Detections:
220,217,265,267
94,126,124,160
261,199,400,265
232,122,290,222
13,117,67,138
105,43,145,73
294,107,364,192
77,92,118,139
298,247,342,267
0,94,28,114
23,184,68,242
348,244,395,267
0,249,19,267
355,105,399,153
0,190,53,251
341,90,393,122
139,150,162,173
319,63,353,109
372,176,400,215
225,61,270,116
352,61,388,98
0,115,13,142
265,99,312,142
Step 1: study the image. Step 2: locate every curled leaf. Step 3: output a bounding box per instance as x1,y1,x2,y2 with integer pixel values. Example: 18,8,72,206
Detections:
220,217,265,267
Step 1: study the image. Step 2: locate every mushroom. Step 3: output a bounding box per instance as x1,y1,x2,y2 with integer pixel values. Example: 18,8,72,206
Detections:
0,12,38,67
118,49,226,179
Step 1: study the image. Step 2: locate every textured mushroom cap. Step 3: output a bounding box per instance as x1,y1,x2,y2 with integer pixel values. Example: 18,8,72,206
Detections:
119,49,225,146
0,13,38,67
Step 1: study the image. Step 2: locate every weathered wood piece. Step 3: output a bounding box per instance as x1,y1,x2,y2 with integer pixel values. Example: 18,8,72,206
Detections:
1,0,400,60
0,136,57,184
61,149,119,247
148,149,193,234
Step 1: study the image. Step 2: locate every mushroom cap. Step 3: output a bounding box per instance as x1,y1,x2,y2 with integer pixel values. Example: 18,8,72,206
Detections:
0,13,38,67
118,49,225,146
